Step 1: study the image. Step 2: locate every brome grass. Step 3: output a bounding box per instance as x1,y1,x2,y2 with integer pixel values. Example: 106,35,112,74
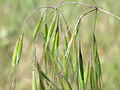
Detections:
10,1,120,90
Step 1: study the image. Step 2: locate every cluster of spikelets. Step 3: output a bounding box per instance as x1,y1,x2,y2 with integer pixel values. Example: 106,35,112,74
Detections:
11,1,120,90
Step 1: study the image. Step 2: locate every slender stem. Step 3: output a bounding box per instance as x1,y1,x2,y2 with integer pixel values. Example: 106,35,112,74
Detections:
20,6,56,33
98,8,120,20
63,8,96,39
62,2,120,20
20,1,120,34
57,8,69,29
79,9,96,19
93,8,98,32
61,2,95,8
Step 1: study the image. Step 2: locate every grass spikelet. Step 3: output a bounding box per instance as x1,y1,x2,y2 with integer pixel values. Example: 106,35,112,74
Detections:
93,33,102,88
64,18,81,57
36,62,45,90
68,31,71,41
84,61,90,87
55,30,59,50
12,33,24,68
61,77,72,90
77,41,85,90
63,19,81,69
45,14,57,48
78,42,84,83
32,70,37,90
33,17,43,41
90,67,95,90
64,36,68,49
36,62,56,89
43,23,48,41
71,40,77,73
51,25,59,54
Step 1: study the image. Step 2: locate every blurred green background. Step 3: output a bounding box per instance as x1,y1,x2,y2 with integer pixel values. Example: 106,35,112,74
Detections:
0,0,120,90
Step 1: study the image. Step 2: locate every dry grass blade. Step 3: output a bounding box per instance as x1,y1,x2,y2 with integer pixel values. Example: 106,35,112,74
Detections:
12,33,24,68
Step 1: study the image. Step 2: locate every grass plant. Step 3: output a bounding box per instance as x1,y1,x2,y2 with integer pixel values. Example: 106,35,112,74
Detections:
10,1,120,90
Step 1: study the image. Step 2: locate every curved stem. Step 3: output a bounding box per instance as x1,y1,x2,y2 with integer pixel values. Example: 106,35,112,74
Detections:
98,8,120,20
20,6,56,33
20,2,120,34
57,8,69,29
93,8,98,32
61,2,95,8
61,2,120,20
63,8,96,39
